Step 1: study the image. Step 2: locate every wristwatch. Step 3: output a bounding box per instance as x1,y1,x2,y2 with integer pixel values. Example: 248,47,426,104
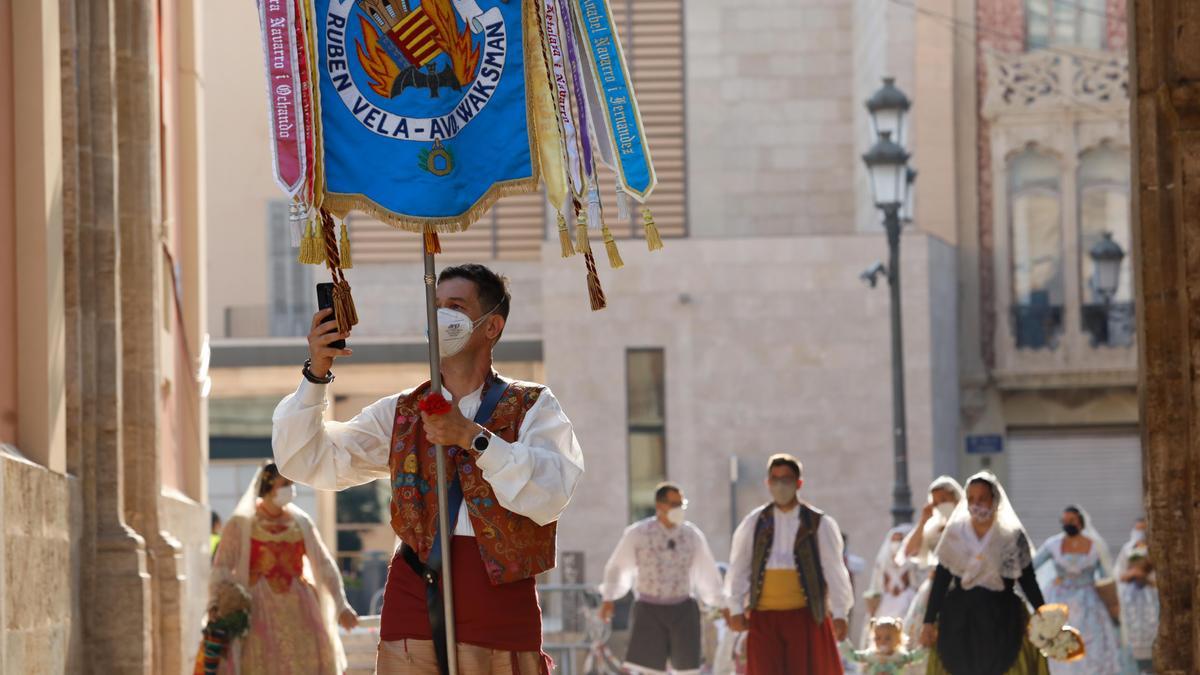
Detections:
302,359,335,384
471,429,493,454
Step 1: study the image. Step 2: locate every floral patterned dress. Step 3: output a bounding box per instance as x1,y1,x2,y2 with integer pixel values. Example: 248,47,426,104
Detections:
214,511,339,674
1033,541,1121,675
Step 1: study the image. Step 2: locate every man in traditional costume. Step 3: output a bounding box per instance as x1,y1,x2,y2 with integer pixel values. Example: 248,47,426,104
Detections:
724,454,852,675
598,482,724,674
273,263,584,675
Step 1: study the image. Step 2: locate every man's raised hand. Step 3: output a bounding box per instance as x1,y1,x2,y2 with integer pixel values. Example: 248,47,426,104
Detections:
307,308,352,377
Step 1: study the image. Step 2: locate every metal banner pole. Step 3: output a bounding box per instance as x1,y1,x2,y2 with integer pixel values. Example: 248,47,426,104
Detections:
423,249,458,674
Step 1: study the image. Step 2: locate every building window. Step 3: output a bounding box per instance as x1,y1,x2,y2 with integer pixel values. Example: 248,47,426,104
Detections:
1009,150,1065,350
1025,0,1106,50
268,200,312,337
627,348,665,521
1078,146,1134,346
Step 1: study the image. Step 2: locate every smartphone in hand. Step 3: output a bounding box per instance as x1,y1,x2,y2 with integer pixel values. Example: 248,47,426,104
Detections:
315,283,347,349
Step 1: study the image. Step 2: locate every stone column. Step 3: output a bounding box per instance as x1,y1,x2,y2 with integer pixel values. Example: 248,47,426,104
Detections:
113,1,188,673
1130,1,1200,673
69,0,155,671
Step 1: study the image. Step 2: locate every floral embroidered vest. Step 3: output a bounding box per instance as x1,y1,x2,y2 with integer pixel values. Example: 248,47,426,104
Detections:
388,378,558,586
749,502,827,621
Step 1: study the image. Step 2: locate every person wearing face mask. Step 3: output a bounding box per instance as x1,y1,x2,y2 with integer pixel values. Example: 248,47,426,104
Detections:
272,263,584,675
861,525,918,645
207,462,357,674
1114,518,1156,675
898,477,963,650
597,483,724,675
1032,506,1121,675
919,471,1047,675
724,454,854,675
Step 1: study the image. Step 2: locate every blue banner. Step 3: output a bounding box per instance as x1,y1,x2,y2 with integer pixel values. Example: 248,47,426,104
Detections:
315,0,536,230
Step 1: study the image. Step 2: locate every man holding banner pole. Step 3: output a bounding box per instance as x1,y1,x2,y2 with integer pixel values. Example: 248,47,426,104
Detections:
272,263,584,674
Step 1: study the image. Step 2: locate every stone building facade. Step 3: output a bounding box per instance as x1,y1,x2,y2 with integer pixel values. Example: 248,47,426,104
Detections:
0,1,211,673
957,0,1141,548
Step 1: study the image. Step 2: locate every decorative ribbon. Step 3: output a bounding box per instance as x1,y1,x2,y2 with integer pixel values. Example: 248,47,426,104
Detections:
257,0,307,197
543,0,585,198
571,0,656,201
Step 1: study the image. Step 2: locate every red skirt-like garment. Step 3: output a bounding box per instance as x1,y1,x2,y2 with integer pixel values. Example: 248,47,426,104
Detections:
746,609,844,675
379,536,543,652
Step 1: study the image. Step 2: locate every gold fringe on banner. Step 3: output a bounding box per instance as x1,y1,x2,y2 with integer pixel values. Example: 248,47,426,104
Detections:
642,207,663,252
338,219,353,269
424,232,442,255
601,224,624,269
557,212,576,258
583,251,607,311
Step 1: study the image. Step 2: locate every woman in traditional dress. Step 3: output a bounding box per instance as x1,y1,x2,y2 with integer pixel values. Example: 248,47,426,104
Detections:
1031,506,1120,675
898,476,962,648
1114,519,1157,675
210,462,358,674
919,471,1048,675
862,525,919,644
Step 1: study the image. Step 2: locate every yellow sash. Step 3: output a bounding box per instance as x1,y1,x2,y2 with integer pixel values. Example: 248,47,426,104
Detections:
757,569,808,611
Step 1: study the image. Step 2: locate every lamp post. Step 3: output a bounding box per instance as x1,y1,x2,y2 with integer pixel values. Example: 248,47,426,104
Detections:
863,78,914,526
1089,231,1125,304
1087,232,1126,346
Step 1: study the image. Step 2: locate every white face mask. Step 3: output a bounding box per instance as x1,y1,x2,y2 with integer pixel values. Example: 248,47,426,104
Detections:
435,306,498,359
769,481,798,506
272,484,296,508
935,502,957,520
666,507,685,526
1130,528,1146,543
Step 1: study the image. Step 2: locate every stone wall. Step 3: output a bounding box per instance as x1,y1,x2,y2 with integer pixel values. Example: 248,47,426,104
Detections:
0,451,80,675
543,234,955,585
685,0,858,238
160,489,212,673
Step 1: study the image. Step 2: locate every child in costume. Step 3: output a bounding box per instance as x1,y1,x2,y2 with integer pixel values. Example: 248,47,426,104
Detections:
841,617,926,675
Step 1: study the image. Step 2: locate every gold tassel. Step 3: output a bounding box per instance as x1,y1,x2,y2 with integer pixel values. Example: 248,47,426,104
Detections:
584,251,607,311
601,224,624,269
642,207,663,252
298,221,314,264
575,212,591,254
338,219,353,269
331,279,359,334
424,232,442,255
557,212,576,258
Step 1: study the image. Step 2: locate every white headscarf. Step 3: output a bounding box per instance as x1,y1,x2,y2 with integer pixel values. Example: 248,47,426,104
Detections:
934,471,1034,591
1038,504,1114,582
872,524,915,579
899,476,964,568
212,464,349,672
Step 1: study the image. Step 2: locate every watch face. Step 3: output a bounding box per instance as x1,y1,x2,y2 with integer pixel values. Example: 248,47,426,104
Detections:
473,435,489,452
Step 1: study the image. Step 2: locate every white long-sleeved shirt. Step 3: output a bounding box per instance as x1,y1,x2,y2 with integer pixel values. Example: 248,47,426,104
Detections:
271,378,585,535
724,503,854,620
598,517,725,607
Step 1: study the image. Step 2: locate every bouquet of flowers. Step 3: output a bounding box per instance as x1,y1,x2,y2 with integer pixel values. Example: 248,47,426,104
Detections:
193,581,252,675
1027,604,1085,662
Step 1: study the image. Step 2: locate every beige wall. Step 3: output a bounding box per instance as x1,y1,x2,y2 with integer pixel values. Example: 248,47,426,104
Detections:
686,0,858,238
543,234,957,583
203,0,276,334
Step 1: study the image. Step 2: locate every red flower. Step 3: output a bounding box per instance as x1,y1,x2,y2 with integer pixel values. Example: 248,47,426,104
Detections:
419,393,452,416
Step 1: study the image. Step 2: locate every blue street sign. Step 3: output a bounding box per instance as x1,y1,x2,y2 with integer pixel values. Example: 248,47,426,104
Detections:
966,434,1004,455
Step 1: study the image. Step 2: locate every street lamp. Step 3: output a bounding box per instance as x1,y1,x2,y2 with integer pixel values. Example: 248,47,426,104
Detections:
865,77,911,149
863,78,915,527
1089,231,1125,303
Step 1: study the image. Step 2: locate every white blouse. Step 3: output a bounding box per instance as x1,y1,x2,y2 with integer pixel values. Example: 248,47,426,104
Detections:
599,518,725,607
271,379,585,536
